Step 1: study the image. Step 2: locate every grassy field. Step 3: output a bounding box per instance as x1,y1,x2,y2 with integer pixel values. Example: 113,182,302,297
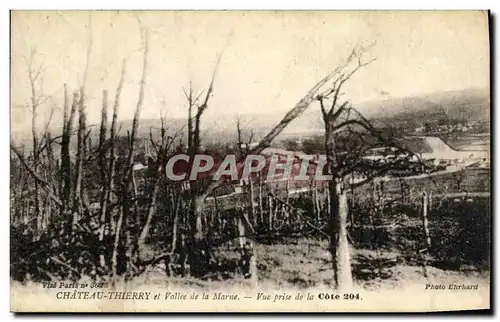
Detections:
209,167,491,212
252,241,489,291
139,237,489,291
350,167,490,205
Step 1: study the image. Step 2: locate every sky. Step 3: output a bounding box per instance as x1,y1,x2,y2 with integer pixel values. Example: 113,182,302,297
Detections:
10,10,490,133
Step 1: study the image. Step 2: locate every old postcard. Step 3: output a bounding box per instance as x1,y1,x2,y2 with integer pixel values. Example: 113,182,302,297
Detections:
10,10,490,312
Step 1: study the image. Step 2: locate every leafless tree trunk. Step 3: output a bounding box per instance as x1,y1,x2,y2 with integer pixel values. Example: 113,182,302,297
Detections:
237,211,258,287
422,191,431,249
106,60,126,270
121,28,149,276
96,89,108,267
24,48,49,240
138,121,178,247
98,89,109,180
72,89,87,228
176,45,383,277
72,26,93,229
268,194,273,230
236,119,257,227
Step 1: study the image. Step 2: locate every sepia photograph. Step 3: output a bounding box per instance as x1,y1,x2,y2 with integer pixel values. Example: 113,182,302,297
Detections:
9,10,491,312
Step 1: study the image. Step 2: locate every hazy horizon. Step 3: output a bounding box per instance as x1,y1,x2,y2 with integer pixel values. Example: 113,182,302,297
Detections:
11,11,490,134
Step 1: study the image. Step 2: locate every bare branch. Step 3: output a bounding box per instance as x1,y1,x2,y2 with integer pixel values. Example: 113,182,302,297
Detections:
81,15,93,91
349,157,409,189
315,41,376,117
318,96,328,119
196,53,223,122
346,107,427,166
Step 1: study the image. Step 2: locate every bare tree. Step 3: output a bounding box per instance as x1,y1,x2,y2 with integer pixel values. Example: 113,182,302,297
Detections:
236,117,256,225
60,86,78,213
235,118,258,284
180,54,222,276
313,42,426,289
